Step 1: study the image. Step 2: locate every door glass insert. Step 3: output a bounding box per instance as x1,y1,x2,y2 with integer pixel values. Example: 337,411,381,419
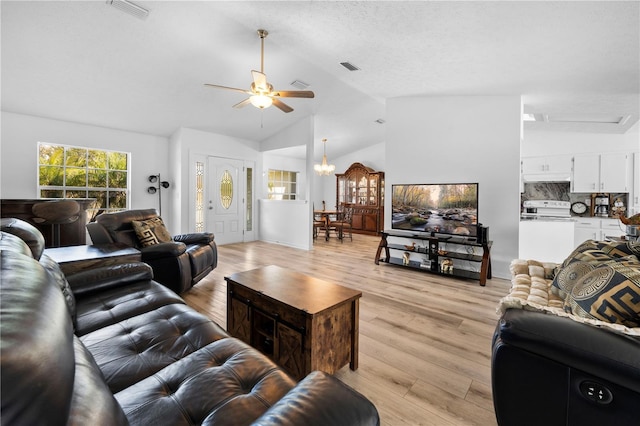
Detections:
220,169,233,209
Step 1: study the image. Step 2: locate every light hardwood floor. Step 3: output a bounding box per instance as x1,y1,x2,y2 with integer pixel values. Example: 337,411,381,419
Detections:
182,234,512,425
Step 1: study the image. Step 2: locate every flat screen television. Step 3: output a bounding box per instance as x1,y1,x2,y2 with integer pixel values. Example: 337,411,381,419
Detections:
391,183,479,237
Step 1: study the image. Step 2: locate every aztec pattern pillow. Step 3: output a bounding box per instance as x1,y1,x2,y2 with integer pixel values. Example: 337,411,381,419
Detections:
562,240,640,267
564,258,640,327
131,217,173,247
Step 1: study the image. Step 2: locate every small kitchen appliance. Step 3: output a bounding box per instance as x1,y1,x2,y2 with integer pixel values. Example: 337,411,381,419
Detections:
593,193,610,217
522,200,572,218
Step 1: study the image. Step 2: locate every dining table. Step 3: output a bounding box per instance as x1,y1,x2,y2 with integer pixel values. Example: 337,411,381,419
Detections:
314,210,338,241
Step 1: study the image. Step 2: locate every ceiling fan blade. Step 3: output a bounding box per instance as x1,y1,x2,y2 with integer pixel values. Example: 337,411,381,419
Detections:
272,98,293,113
251,70,268,92
204,83,251,95
271,90,315,98
233,98,252,109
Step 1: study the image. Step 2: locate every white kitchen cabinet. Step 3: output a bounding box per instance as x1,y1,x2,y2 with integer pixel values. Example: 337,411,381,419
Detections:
521,155,572,181
572,152,631,193
573,217,625,247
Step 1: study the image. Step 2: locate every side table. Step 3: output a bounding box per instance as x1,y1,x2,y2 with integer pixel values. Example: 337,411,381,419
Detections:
43,243,141,275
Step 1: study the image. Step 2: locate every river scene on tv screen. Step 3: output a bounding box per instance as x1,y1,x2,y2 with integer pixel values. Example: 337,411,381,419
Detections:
392,184,478,236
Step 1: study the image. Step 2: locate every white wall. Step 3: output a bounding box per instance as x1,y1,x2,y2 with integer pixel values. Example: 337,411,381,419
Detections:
259,199,310,250
386,96,522,279
0,111,174,227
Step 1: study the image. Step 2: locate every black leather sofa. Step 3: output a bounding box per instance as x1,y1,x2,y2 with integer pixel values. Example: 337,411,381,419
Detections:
87,208,217,294
492,250,640,426
1,218,379,425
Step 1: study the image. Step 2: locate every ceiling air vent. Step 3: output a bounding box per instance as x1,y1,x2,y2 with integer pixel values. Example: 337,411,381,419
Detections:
340,61,361,71
290,80,310,90
106,0,150,20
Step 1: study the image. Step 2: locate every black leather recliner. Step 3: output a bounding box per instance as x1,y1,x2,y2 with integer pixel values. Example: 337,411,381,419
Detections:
492,308,640,426
87,208,216,294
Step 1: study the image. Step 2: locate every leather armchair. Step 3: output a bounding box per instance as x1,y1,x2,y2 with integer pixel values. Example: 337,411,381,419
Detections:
87,209,217,294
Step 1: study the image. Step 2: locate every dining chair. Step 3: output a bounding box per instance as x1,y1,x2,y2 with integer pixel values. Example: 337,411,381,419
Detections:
312,205,325,240
329,205,353,242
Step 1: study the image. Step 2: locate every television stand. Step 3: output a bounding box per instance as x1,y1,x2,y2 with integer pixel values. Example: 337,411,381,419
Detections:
375,230,492,286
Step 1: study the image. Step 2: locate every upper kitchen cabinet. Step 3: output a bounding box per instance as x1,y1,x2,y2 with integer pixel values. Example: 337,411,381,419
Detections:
572,152,632,193
521,155,572,182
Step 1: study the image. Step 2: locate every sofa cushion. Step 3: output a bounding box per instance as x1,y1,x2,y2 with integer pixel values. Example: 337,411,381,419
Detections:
0,218,46,260
74,279,186,336
80,303,229,393
68,336,129,425
132,216,172,247
115,338,296,425
564,258,640,327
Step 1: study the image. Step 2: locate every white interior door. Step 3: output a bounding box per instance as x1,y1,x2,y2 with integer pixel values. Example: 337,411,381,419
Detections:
208,157,244,245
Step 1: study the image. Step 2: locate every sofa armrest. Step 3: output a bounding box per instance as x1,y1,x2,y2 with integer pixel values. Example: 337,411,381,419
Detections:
67,262,154,297
495,308,640,393
140,242,187,260
173,233,215,245
253,371,379,426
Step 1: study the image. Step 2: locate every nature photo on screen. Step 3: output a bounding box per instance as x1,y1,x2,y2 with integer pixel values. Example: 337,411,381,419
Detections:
392,183,478,236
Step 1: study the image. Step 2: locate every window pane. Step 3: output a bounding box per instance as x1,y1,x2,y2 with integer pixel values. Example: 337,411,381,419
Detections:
108,170,127,188
220,170,233,209
88,169,107,187
39,144,64,166
66,190,87,199
88,190,107,210
40,189,63,198
108,152,127,170
88,150,107,169
66,167,87,186
66,148,87,167
246,167,253,231
108,191,127,209
39,166,64,186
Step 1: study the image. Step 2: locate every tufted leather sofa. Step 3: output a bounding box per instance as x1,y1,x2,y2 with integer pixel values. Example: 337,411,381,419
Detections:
87,208,217,294
1,218,380,426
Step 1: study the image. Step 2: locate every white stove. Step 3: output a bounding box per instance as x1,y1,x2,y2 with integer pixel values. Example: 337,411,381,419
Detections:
522,200,571,218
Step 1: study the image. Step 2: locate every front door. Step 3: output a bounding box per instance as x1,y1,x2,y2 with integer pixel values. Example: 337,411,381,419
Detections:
208,156,243,245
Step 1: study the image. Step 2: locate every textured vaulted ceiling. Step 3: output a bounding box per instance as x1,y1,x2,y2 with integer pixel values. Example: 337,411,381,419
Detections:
2,1,639,160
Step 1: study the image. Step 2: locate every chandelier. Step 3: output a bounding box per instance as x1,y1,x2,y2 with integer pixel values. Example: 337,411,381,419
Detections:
314,138,336,175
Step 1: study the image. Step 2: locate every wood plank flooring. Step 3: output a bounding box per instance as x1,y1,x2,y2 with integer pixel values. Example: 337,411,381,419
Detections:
182,234,512,425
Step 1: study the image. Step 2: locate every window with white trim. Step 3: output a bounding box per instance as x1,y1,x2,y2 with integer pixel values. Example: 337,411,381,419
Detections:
267,169,298,200
37,142,130,219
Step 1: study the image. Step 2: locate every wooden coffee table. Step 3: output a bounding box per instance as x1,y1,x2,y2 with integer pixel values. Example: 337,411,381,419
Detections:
225,265,362,380
43,243,141,275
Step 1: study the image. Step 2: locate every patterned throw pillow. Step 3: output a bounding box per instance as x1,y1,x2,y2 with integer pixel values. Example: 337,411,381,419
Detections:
564,258,640,327
561,240,640,267
551,261,597,300
131,217,173,247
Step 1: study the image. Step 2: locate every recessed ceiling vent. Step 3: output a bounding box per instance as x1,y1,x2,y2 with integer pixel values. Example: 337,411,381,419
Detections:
290,80,310,90
340,61,361,71
106,0,150,20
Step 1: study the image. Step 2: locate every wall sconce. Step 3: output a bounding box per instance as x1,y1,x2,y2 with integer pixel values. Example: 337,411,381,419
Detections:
147,174,170,215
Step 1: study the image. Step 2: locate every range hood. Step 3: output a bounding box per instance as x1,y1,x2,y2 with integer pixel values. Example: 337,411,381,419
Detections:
522,173,571,182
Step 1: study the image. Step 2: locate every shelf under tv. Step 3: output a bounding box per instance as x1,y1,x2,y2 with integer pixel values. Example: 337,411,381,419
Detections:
375,230,492,286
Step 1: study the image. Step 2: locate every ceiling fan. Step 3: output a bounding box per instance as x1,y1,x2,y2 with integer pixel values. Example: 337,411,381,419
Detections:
204,29,314,113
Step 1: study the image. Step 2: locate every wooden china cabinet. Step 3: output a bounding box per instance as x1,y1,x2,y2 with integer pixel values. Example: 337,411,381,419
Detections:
335,162,385,235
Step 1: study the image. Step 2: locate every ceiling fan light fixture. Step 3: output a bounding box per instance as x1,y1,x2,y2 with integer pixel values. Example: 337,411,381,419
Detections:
250,94,273,109
314,138,336,176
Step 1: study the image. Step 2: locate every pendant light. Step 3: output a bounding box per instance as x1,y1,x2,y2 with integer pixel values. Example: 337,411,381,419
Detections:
314,138,336,175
